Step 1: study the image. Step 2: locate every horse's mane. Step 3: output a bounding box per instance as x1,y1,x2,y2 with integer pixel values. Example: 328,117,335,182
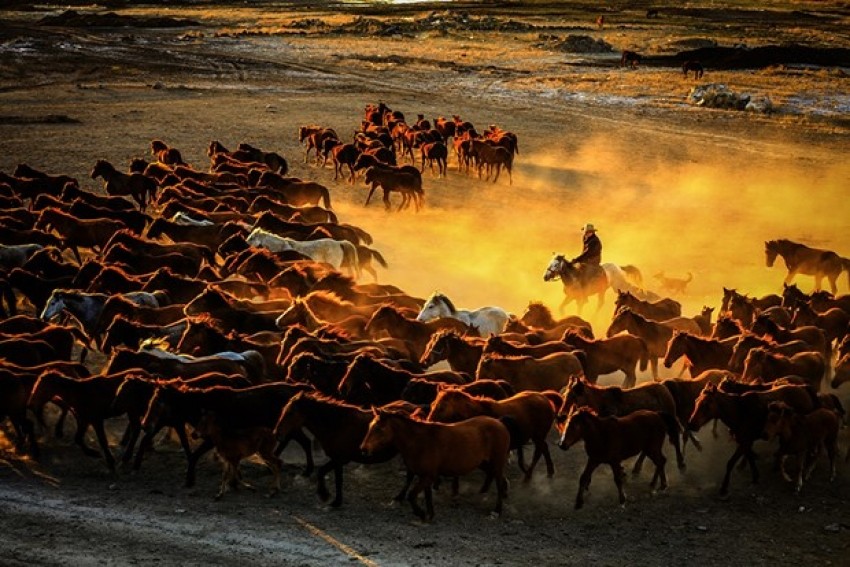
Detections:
139,336,172,351
315,325,352,342
305,290,353,308
315,271,356,290
293,390,362,412
432,293,457,314
480,352,532,362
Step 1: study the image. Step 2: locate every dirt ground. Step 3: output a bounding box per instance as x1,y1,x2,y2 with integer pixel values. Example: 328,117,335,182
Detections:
1,1,849,565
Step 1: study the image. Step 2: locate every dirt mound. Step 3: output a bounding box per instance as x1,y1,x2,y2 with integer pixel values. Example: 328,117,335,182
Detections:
287,11,535,36
38,10,199,28
537,34,614,54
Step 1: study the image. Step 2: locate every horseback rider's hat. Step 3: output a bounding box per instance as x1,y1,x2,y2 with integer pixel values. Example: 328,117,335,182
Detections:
581,223,597,232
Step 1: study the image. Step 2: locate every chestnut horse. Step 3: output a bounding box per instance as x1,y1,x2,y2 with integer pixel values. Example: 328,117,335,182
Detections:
91,159,157,211
427,388,561,481
360,408,510,521
419,330,485,374
765,239,849,294
662,331,736,377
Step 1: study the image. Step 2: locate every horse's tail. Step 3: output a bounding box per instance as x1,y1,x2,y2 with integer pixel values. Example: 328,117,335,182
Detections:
341,242,360,279
638,338,650,372
143,176,158,204
362,246,388,269
541,390,563,413
685,272,693,283
498,415,524,450
842,257,850,290
659,411,685,470
320,186,332,210
350,225,373,246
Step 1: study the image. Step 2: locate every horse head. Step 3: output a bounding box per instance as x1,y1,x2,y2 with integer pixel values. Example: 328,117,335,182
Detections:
764,240,779,267
417,293,451,322
543,254,569,282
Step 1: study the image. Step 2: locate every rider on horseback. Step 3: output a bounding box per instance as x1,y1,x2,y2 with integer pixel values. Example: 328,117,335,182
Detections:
571,223,603,283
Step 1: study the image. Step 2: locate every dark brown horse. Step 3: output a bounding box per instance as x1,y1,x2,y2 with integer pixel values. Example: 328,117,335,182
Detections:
607,308,673,379
662,331,736,377
558,407,679,509
363,165,424,211
741,348,826,391
427,388,561,481
476,352,584,392
419,330,485,374
274,392,401,507
766,239,848,294
687,382,818,496
558,377,685,470
614,290,681,321
360,409,510,521
91,159,157,211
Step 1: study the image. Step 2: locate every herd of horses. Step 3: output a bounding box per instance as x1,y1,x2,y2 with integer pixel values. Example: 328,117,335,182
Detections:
298,102,519,212
0,124,848,523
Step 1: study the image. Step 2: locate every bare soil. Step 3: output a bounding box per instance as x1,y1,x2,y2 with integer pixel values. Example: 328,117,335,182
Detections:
1,2,849,565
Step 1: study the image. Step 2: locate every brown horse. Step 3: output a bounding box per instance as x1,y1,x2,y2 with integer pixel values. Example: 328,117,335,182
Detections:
274,392,401,508
363,165,424,211
766,239,848,294
687,382,819,496
558,376,685,470
727,334,810,373
614,290,681,321
475,351,584,392
607,308,673,379
35,208,125,263
427,388,560,481
791,301,850,344
419,330,485,374
470,139,513,184
663,331,736,377
763,402,840,494
741,348,826,390
365,304,474,362
562,329,649,388
360,408,510,520
558,407,679,509
91,159,157,211
750,313,829,359
519,301,594,336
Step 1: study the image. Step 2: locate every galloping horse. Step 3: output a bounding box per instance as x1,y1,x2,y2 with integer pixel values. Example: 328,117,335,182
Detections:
765,239,848,294
416,292,509,337
543,254,639,315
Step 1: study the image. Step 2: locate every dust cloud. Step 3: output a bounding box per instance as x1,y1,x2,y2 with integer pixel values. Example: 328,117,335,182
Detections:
336,133,850,338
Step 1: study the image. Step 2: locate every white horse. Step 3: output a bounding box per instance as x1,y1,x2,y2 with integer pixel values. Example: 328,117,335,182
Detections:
169,212,214,227
246,228,360,278
543,254,653,314
41,289,165,339
139,341,267,379
415,292,509,337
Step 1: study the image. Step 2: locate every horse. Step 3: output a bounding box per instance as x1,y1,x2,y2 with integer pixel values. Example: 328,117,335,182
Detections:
765,239,848,294
750,313,829,359
620,50,642,68
720,287,782,315
790,301,850,344
363,165,424,211
90,159,157,211
246,228,360,279
661,369,736,453
562,329,650,388
427,388,561,481
614,289,681,321
420,141,448,177
0,243,44,271
558,406,679,509
727,334,810,373
416,292,508,337
419,330,485,374
35,208,125,263
365,304,475,362
519,301,593,336
469,139,512,184
763,402,840,494
543,255,639,314
831,354,850,389
663,331,736,377
558,376,685,470
195,409,282,500
741,348,826,391
475,351,584,392
682,60,704,79
687,382,819,496
40,289,161,342
607,308,674,379
360,408,510,521
274,392,401,508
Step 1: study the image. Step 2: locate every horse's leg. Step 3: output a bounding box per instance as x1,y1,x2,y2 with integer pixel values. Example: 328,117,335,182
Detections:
92,420,116,473
73,421,101,458
282,427,315,477
316,460,335,502
516,445,528,474
424,485,435,521
814,274,823,292
649,451,668,491
575,460,598,509
406,475,431,520
364,184,376,206
558,293,570,315
828,274,838,295
330,463,346,508
383,189,392,211
632,452,646,475
492,163,501,183
120,419,141,465
394,470,415,502
542,441,555,478
720,445,746,496
610,463,627,507
185,437,215,488
650,358,659,381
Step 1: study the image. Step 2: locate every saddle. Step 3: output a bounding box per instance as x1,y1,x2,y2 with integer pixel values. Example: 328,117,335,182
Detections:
574,263,604,287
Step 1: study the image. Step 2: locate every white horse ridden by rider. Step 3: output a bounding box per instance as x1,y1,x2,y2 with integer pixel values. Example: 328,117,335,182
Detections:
246,227,361,279
415,292,510,337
